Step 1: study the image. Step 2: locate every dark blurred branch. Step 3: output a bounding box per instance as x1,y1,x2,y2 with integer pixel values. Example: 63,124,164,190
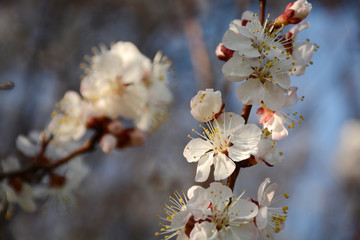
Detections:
0,132,101,181
0,82,14,91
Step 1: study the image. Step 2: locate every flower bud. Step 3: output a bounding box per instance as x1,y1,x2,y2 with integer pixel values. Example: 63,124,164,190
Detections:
190,89,222,122
275,0,312,27
215,43,234,62
107,120,123,135
129,129,146,146
100,134,117,153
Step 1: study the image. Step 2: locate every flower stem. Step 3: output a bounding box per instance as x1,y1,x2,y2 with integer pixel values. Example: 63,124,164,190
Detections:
259,0,267,25
0,132,101,181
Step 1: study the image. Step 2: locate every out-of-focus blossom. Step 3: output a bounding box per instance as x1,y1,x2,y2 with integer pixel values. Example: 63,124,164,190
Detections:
335,120,360,182
0,156,36,216
48,91,90,142
80,41,150,119
135,51,173,132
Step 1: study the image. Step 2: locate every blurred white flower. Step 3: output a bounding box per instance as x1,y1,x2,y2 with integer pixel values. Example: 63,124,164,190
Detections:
190,89,223,123
48,91,90,142
80,41,150,119
184,112,261,182
0,156,36,217
135,51,173,132
33,157,90,209
335,119,360,183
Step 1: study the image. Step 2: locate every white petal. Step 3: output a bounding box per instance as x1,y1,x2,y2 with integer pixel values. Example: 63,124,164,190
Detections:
229,199,258,221
213,154,236,181
257,178,270,203
273,72,291,89
293,42,314,65
236,79,264,106
222,55,253,82
228,124,262,161
261,183,278,206
222,30,253,52
263,81,286,111
215,112,245,133
16,135,39,157
255,206,268,230
207,182,233,209
183,138,212,163
195,155,214,182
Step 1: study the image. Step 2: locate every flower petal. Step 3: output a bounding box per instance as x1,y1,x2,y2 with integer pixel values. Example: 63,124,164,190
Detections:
263,81,286,111
236,78,264,106
213,154,236,181
183,138,212,163
195,155,214,182
222,55,253,82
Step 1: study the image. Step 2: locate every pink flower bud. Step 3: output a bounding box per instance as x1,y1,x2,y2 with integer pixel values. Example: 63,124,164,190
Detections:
107,120,123,135
190,89,222,122
100,134,117,153
129,129,146,146
215,43,234,62
275,0,312,27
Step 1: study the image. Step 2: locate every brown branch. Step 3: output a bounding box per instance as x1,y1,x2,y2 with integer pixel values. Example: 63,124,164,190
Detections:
259,0,267,25
0,132,101,182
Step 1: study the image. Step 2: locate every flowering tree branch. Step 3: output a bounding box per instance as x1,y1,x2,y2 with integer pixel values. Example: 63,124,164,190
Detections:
0,132,101,182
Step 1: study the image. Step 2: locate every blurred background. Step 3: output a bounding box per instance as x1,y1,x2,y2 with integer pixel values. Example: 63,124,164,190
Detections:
0,0,359,239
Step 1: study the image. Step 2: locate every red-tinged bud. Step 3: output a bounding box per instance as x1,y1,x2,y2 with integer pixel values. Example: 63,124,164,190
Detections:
215,43,234,62
86,116,111,130
50,174,66,188
129,129,146,146
100,133,117,153
275,0,312,27
7,178,23,193
107,120,123,135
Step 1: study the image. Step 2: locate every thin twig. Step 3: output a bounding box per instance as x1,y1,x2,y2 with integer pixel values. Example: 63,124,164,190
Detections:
259,0,267,25
0,132,101,181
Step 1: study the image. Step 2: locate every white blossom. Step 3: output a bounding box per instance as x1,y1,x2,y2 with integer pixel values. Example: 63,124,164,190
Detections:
184,112,261,182
190,89,223,122
256,87,302,140
135,51,173,131
253,178,289,239
48,91,90,142
288,21,315,76
0,156,36,216
80,41,150,119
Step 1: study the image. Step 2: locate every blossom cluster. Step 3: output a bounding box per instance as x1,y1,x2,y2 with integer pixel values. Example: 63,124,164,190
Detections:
158,0,315,239
0,42,173,216
49,41,173,152
156,179,289,240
